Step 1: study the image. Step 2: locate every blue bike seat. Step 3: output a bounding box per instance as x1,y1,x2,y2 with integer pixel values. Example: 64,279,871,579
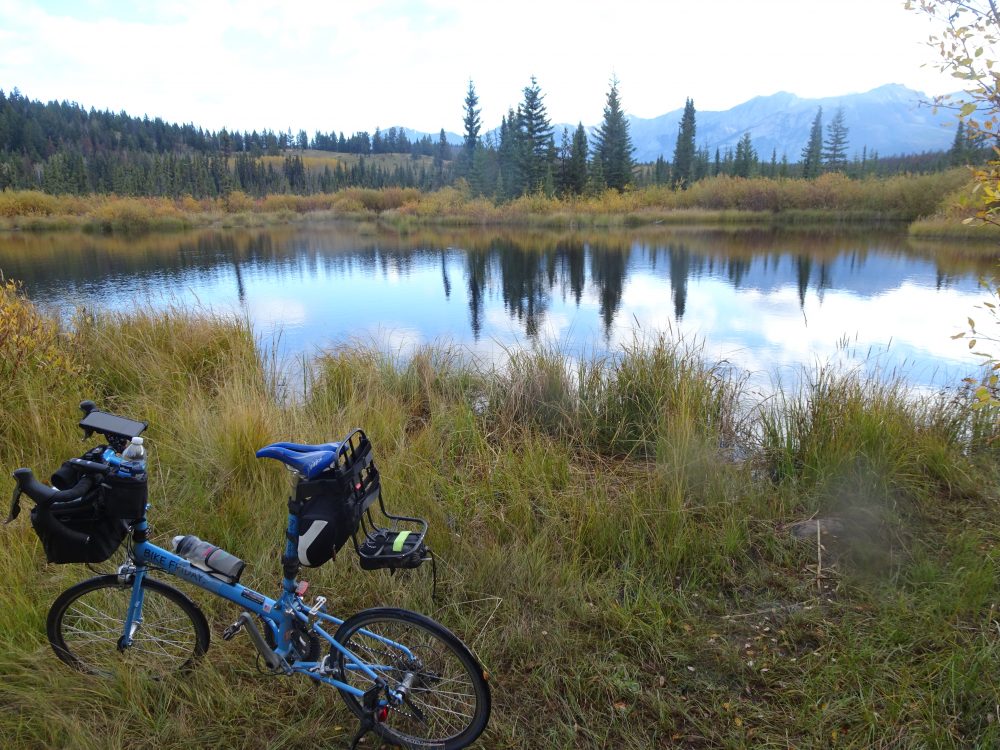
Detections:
262,441,342,453
255,441,342,480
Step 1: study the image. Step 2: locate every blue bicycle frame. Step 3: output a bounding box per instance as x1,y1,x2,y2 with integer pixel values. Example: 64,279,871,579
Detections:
125,510,415,700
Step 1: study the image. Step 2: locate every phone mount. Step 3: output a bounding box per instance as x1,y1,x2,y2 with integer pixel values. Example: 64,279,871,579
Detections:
78,401,148,453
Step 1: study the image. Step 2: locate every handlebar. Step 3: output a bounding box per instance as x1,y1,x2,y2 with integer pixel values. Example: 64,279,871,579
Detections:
9,463,109,547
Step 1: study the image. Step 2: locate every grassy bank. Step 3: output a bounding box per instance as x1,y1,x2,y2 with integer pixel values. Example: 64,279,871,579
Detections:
1,283,999,748
0,168,976,235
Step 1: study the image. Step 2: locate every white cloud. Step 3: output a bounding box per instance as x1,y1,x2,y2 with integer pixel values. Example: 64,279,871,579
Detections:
606,272,986,388
248,296,307,327
0,0,957,135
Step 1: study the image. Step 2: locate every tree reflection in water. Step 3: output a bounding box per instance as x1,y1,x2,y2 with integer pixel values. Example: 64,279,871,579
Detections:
2,223,993,385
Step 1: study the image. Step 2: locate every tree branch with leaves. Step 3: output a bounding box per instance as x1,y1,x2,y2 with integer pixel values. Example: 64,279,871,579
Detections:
907,0,1000,407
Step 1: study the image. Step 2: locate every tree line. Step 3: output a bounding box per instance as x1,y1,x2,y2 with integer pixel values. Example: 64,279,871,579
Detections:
0,82,986,200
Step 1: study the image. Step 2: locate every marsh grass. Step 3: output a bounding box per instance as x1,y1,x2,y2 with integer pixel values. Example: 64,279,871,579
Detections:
0,291,998,748
0,169,978,237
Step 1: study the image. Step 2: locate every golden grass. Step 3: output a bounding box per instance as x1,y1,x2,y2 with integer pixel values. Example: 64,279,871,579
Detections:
0,168,979,235
0,289,998,747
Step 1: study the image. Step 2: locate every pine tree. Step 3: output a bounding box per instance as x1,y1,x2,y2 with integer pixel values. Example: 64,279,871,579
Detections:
733,132,758,177
822,107,849,171
434,128,448,186
950,119,970,165
654,155,670,185
567,123,588,195
588,154,606,194
693,146,709,181
592,77,635,192
801,107,823,178
459,79,481,177
672,98,696,187
517,76,554,194
497,110,526,199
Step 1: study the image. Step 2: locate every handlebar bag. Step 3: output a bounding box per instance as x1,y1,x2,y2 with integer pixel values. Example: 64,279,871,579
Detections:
29,452,129,564
30,500,128,564
292,434,381,567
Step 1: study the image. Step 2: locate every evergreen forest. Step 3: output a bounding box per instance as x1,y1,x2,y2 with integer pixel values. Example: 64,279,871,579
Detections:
0,79,988,202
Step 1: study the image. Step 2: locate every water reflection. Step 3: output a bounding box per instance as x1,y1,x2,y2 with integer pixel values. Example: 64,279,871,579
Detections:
0,223,996,387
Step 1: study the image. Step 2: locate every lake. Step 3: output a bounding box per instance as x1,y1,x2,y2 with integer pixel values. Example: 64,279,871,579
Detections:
1,222,996,390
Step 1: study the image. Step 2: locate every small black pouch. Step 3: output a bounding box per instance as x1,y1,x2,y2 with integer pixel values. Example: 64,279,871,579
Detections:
100,473,148,520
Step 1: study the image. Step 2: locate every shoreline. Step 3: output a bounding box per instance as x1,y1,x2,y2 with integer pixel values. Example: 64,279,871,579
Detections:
1,168,997,243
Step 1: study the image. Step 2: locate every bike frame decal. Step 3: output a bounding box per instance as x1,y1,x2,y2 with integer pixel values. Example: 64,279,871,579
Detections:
123,516,410,698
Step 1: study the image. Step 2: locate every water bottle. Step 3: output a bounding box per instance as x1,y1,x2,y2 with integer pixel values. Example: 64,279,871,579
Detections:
120,436,146,477
171,534,245,583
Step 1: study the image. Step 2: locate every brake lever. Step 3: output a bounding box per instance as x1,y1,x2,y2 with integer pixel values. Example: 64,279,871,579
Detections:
5,484,22,525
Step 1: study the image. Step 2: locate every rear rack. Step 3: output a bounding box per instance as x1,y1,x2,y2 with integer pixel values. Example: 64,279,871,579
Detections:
352,493,429,571
332,429,429,572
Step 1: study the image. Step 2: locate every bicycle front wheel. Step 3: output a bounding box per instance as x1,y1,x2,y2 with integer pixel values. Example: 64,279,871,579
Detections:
334,607,491,750
47,575,210,677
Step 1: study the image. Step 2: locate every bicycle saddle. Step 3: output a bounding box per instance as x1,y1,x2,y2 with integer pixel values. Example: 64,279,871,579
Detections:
255,441,341,480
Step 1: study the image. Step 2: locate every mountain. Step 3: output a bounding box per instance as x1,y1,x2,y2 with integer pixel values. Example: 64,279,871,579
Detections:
625,84,958,163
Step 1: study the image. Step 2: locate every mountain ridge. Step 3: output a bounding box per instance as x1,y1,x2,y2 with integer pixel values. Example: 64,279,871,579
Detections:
462,84,958,164
623,83,957,163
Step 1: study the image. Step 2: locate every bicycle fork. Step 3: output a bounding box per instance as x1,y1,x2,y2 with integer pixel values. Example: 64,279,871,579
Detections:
118,567,146,651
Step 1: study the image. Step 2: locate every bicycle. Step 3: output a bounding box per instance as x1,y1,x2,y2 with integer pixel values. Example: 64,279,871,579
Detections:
6,401,491,750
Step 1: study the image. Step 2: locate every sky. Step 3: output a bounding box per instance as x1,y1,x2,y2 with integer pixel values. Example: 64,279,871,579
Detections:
0,0,964,137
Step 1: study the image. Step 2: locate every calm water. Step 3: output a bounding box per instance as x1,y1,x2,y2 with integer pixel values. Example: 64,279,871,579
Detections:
1,222,996,389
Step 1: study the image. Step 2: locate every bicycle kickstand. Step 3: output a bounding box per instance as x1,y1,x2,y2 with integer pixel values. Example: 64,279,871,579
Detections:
349,685,384,750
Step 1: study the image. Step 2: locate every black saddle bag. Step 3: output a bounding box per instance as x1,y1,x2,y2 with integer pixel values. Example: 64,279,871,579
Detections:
292,431,380,567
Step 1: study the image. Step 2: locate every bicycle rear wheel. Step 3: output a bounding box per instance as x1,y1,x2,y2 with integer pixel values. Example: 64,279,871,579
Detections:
47,575,209,677
333,607,491,750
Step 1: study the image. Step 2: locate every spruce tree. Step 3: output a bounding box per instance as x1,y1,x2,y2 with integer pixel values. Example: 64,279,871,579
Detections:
434,128,448,186
460,79,481,177
801,107,823,178
672,98,696,187
567,123,589,195
556,127,572,195
654,155,670,185
517,76,554,194
693,146,709,181
592,78,635,191
733,132,758,177
950,120,970,165
822,107,849,171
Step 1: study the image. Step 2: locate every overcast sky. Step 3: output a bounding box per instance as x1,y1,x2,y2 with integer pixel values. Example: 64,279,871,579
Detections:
0,0,962,136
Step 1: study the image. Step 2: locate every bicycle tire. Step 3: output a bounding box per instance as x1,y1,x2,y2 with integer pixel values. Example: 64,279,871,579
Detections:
333,607,491,750
47,575,210,677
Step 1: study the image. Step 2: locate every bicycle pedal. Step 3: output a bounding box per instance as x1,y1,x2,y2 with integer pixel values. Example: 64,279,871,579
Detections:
222,620,244,641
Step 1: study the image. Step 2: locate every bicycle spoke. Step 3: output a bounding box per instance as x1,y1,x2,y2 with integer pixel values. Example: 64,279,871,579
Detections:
50,578,205,677
334,610,489,747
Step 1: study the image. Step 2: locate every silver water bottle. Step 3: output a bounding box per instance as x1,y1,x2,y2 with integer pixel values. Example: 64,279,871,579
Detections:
171,534,245,583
